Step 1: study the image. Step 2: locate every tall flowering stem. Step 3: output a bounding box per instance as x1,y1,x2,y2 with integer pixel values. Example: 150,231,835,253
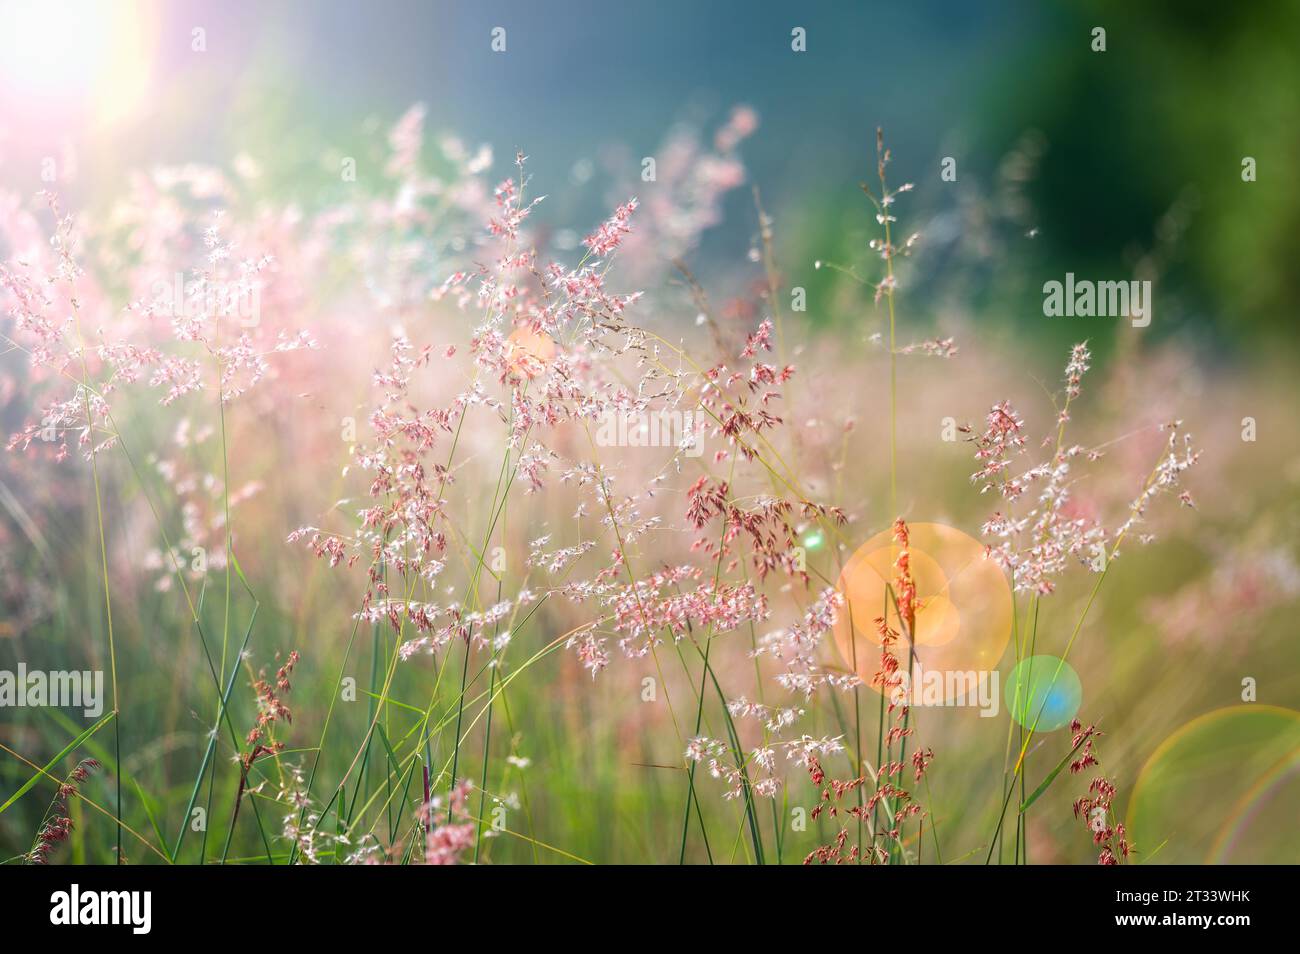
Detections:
977,347,1199,862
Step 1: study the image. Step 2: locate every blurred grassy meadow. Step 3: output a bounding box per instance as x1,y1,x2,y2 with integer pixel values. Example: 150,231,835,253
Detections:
1,0,1299,865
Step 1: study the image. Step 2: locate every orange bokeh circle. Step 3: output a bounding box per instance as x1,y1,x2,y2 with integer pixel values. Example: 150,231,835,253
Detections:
506,325,556,376
832,522,1012,700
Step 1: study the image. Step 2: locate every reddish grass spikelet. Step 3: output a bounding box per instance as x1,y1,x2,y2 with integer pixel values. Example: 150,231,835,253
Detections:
801,754,924,865
26,759,99,864
1066,719,1132,864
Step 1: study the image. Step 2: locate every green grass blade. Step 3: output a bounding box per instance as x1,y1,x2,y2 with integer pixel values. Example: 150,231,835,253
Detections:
1018,728,1091,814
0,711,116,815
